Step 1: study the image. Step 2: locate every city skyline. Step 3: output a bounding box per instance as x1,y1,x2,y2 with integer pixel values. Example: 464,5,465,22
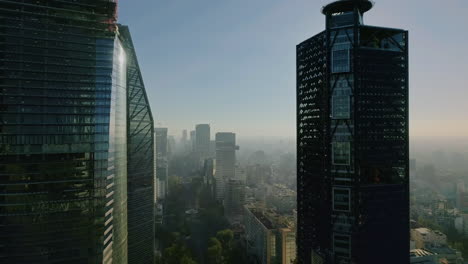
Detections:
119,0,468,139
1,1,467,264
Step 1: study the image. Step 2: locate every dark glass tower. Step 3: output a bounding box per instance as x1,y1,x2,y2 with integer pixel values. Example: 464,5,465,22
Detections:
120,26,155,264
296,1,409,263
0,1,131,263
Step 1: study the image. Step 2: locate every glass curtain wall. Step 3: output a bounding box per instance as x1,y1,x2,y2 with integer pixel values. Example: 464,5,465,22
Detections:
0,1,128,263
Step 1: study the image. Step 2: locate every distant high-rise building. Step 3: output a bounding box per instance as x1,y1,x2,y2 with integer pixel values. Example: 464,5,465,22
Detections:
225,179,246,219
209,140,216,158
0,1,141,263
215,132,238,200
190,130,196,152
296,1,409,263
182,129,188,143
203,158,216,186
155,128,169,199
181,129,188,152
195,124,211,162
120,25,155,264
235,166,247,182
168,135,176,158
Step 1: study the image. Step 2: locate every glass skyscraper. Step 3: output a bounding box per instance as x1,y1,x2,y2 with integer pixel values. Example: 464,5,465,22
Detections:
0,1,154,263
214,132,237,201
296,1,409,263
120,26,155,264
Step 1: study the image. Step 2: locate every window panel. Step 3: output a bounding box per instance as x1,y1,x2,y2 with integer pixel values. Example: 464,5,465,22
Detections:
332,142,350,165
333,233,351,258
332,49,350,73
332,95,350,119
333,187,351,212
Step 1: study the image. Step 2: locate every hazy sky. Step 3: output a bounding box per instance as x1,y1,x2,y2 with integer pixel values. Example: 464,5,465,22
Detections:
119,0,468,139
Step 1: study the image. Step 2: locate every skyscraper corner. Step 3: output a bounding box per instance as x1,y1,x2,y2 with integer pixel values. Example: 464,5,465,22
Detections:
120,25,156,264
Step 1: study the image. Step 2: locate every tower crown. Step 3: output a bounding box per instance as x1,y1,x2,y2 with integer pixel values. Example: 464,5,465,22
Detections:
322,0,374,15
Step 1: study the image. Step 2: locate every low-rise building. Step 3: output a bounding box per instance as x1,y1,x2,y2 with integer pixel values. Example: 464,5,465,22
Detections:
278,228,296,264
427,245,464,264
410,249,437,264
411,228,447,249
244,204,296,264
266,184,296,214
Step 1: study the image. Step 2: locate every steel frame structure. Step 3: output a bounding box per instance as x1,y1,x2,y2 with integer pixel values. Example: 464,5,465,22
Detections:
120,25,155,264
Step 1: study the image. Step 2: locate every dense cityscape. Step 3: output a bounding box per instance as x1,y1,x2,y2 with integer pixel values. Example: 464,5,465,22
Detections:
153,125,296,264
0,0,467,264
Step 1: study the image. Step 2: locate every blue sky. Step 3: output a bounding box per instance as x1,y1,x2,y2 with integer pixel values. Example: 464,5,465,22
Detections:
119,0,468,139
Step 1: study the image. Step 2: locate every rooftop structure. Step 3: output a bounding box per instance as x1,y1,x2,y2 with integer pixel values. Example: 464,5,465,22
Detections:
411,228,447,249
410,249,437,264
322,0,374,15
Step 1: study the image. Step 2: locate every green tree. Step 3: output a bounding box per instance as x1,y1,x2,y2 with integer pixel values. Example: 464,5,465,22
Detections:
216,229,234,247
207,237,224,264
216,229,234,261
160,232,197,264
228,239,247,264
206,229,244,264
180,255,197,264
161,242,197,264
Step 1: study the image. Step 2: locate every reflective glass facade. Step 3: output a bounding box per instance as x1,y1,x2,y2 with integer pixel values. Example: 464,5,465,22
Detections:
297,2,409,263
120,25,155,264
108,37,128,264
0,1,128,263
